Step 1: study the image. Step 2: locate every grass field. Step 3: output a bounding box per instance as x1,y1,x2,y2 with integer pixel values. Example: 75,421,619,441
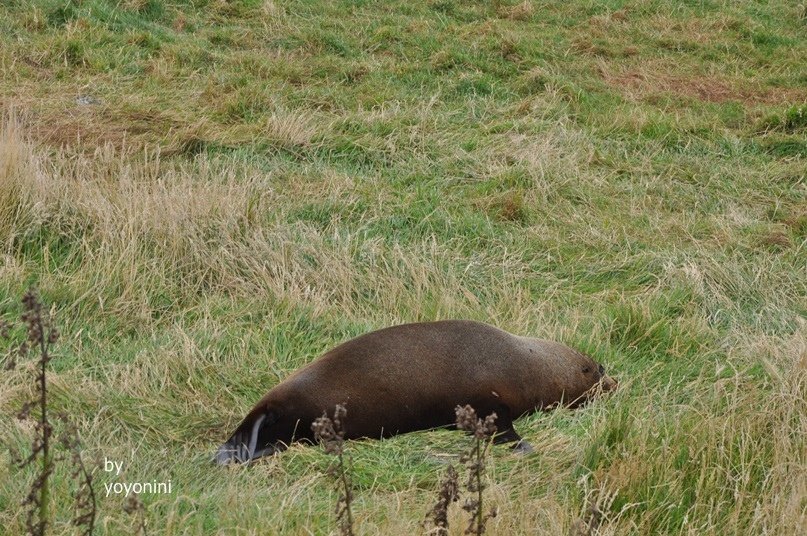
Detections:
1,0,805,534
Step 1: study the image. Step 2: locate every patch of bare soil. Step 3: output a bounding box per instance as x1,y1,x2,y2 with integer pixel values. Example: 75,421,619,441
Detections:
600,66,806,105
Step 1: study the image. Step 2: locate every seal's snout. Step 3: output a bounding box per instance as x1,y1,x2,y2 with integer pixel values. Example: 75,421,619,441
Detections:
600,373,618,392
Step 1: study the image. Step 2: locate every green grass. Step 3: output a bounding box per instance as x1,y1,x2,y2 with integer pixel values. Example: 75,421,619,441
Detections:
1,0,805,534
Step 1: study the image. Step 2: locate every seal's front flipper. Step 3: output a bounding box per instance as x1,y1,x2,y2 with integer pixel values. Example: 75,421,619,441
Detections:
489,412,524,443
493,428,534,454
490,417,534,454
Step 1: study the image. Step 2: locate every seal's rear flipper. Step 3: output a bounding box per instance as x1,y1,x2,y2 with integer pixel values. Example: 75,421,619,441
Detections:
215,411,278,465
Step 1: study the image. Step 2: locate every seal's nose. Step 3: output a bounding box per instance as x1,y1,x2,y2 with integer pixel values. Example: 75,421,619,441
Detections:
600,374,618,392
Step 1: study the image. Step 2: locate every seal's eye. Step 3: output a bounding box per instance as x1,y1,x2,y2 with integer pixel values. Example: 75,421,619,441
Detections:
582,366,591,374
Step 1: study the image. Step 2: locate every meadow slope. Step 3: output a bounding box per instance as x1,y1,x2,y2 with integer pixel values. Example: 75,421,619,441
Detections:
1,1,805,534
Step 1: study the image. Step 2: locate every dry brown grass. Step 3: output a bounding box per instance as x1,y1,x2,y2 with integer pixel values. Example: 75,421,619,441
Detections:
599,62,807,105
262,108,321,150
0,114,534,328
498,1,535,22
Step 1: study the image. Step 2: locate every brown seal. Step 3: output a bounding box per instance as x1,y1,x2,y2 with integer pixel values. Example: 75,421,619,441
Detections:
216,320,616,464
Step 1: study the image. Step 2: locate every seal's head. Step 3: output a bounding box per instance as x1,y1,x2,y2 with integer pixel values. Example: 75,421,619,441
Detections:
573,361,617,406
524,340,617,408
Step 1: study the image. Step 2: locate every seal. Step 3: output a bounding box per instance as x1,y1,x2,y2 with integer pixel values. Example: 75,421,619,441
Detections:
216,320,616,464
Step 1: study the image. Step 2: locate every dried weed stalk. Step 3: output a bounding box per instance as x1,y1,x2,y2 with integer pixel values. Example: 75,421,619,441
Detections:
311,404,354,536
425,464,459,535
455,405,498,536
123,494,148,535
3,288,97,536
57,415,97,535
